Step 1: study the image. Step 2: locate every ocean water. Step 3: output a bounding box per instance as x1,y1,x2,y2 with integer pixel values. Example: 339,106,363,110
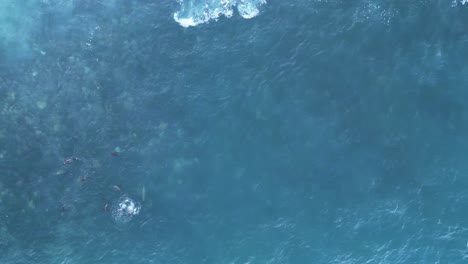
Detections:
1,0,468,263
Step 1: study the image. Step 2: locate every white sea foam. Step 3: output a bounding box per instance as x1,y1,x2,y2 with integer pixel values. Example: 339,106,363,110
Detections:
453,0,468,6
174,0,266,27
237,0,262,19
174,15,199,28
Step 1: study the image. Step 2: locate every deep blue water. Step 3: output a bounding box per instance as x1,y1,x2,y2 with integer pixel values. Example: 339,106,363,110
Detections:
2,0,468,263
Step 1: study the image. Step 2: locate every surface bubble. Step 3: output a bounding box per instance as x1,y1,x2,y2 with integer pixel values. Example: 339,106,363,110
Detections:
111,194,141,226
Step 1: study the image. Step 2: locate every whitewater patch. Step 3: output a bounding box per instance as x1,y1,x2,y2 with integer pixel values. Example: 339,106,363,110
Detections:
453,0,468,6
174,0,267,28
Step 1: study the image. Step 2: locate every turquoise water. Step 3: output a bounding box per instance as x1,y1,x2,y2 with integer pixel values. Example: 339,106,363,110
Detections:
2,0,468,263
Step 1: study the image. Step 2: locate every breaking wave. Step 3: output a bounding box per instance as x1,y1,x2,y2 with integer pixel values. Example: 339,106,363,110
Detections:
174,0,267,28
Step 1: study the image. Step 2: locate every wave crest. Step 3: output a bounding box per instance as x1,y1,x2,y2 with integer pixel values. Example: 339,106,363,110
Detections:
174,0,266,28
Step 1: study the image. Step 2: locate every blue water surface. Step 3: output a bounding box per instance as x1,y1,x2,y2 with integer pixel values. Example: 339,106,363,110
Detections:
1,0,468,263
